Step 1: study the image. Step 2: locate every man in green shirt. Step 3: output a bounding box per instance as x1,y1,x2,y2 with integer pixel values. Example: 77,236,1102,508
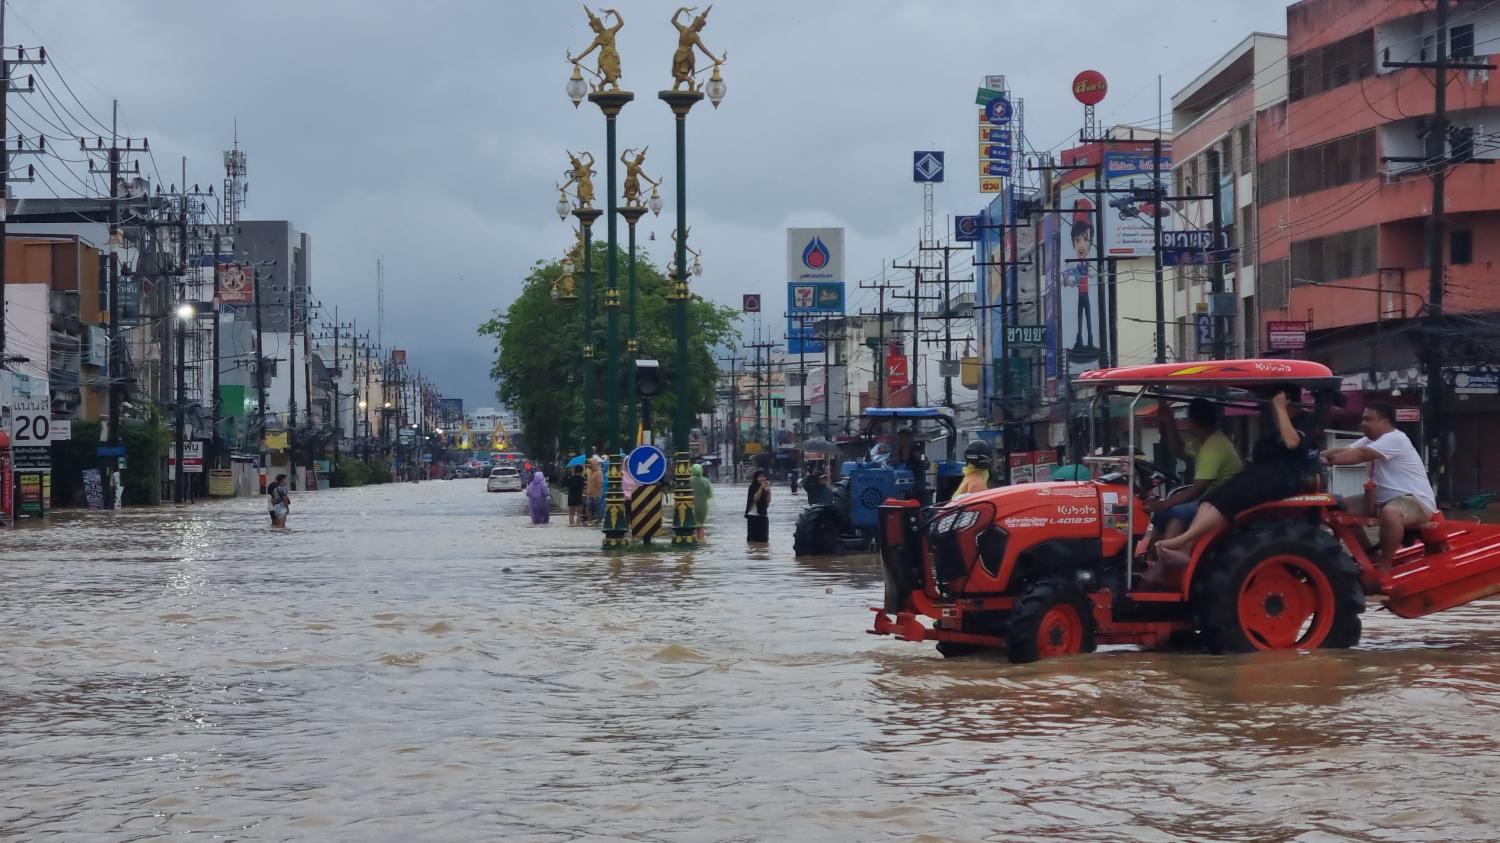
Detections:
1146,397,1243,541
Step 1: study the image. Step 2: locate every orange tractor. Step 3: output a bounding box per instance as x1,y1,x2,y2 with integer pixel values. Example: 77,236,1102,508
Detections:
870,359,1500,662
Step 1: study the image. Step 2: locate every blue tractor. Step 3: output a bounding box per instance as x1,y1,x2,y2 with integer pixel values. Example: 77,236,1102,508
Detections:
793,407,961,556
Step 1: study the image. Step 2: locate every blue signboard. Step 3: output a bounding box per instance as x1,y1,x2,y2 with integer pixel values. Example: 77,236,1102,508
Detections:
627,445,668,485
1159,229,1232,266
787,281,845,314
787,319,825,355
984,96,1012,124
981,160,1013,177
955,215,982,242
980,128,1012,144
1195,313,1214,353
912,150,944,183
96,445,126,457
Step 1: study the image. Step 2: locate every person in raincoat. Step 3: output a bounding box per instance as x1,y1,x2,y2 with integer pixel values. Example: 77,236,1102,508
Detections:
953,441,994,500
525,468,551,525
690,463,713,542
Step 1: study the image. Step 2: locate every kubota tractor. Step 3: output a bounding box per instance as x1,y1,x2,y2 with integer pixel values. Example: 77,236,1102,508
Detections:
870,359,1500,663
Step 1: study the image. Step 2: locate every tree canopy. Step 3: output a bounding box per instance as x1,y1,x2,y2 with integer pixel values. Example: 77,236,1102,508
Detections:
478,243,739,462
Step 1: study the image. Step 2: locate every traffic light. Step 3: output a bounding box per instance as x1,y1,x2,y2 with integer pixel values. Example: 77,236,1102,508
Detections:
635,358,662,397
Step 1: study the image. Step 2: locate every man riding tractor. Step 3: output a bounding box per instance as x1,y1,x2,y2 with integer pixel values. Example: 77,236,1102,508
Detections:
870,359,1500,663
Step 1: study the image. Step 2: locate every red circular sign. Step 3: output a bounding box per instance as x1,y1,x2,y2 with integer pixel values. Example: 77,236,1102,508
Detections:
1072,70,1108,106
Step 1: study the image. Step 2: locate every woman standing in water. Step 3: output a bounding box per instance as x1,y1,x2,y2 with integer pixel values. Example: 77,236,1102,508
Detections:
744,469,770,544
525,468,551,525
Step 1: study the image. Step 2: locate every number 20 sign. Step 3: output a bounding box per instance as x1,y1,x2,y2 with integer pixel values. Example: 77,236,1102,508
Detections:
9,399,52,444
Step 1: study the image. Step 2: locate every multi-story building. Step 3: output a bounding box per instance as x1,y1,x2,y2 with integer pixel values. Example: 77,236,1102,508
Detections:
1172,33,1289,360
1256,0,1500,498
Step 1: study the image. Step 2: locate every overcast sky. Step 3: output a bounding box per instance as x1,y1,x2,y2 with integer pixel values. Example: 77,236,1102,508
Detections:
14,1,1288,408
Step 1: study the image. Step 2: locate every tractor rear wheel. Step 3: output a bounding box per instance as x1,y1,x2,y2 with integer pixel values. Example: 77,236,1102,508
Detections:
1006,579,1097,664
793,507,840,557
1194,520,1364,654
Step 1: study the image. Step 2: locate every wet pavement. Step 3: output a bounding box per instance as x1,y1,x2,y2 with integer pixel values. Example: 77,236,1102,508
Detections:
3,478,1500,841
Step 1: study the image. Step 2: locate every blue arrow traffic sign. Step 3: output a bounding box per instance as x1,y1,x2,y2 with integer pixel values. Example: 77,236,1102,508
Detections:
627,445,668,485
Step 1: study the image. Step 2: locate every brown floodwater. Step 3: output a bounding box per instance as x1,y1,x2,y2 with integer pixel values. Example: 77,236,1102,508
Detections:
3,479,1500,841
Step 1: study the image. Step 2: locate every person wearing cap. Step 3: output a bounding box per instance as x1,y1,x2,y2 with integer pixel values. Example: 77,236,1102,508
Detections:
954,440,994,499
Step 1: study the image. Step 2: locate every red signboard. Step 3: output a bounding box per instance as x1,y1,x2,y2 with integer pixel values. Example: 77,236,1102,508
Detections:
1396,407,1421,423
886,354,909,390
1009,451,1035,484
1072,70,1108,106
1266,320,1308,351
216,263,254,304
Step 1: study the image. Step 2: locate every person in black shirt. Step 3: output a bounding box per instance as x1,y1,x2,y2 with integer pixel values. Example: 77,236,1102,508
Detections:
895,428,928,503
1157,385,1319,566
564,465,586,526
745,469,771,543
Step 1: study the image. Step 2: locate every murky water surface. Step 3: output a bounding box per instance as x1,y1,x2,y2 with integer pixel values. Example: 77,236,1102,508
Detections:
4,480,1500,841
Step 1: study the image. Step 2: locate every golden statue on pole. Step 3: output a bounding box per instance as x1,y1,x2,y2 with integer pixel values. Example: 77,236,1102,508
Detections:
669,6,725,92
567,6,624,92
559,150,596,208
620,147,660,209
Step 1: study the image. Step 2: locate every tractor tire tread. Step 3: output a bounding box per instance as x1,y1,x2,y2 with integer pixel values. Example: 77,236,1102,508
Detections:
1005,578,1097,664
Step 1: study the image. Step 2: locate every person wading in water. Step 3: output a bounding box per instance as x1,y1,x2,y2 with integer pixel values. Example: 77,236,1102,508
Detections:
267,473,291,528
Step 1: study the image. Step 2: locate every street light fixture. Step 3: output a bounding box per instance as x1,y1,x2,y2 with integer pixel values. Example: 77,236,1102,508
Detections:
556,190,572,221
566,63,588,108
705,65,727,108
648,187,663,216
175,302,195,321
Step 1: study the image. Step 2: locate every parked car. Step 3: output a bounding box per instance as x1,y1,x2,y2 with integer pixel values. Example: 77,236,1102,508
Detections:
486,465,522,492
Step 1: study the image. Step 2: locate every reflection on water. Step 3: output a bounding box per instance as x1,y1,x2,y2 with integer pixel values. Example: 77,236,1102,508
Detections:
3,480,1500,840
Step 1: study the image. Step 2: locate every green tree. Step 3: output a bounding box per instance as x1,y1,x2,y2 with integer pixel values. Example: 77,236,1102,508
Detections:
478,243,738,463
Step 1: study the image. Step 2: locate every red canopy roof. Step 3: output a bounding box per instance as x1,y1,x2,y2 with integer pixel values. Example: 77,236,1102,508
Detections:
1075,359,1338,388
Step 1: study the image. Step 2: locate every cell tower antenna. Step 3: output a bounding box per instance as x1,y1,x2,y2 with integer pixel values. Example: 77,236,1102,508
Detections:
222,120,248,224
376,256,385,349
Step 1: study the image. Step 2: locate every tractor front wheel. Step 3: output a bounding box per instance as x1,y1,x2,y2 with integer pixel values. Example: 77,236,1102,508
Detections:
1006,579,1097,664
1194,521,1364,654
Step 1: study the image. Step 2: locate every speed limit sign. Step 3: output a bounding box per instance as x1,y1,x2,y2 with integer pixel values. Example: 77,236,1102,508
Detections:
9,399,51,444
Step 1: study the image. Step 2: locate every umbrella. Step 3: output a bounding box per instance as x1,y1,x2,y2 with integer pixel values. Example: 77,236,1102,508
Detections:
566,454,587,468
799,438,842,457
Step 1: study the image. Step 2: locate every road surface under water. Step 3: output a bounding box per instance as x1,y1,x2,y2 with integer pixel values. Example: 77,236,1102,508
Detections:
3,479,1500,841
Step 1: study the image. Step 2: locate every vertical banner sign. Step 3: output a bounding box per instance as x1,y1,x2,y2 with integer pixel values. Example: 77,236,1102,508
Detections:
1009,451,1035,484
787,228,846,355
82,468,104,510
977,90,1012,193
886,353,909,390
1056,165,1102,371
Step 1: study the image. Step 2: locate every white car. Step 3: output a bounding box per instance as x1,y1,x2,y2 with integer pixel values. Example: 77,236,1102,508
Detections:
487,465,522,492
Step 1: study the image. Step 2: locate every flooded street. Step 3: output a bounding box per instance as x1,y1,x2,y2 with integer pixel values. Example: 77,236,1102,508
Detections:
4,480,1500,841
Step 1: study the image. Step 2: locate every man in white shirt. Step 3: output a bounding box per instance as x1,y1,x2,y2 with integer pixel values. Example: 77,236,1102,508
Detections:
1321,401,1437,576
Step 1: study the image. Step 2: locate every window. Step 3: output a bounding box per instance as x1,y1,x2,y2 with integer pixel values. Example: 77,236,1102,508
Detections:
1289,226,1377,284
1287,130,1375,196
1452,23,1475,60
1289,30,1374,101
1176,317,1188,362
1240,205,1256,267
1238,124,1254,174
1260,259,1290,310
1243,296,1258,356
1452,229,1474,265
1258,153,1289,204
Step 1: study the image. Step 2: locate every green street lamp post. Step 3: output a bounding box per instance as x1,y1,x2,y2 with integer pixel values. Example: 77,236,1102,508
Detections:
619,204,646,440
588,86,634,551
571,206,601,457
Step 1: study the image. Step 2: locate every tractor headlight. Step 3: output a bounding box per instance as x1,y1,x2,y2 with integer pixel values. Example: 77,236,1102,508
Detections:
935,511,960,534
954,510,980,532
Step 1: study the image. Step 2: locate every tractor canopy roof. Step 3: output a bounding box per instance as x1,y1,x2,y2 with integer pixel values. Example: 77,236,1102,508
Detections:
1074,359,1339,390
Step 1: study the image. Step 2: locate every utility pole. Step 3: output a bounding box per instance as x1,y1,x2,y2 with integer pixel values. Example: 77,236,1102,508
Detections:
919,240,970,407
891,259,938,409
746,340,776,460
973,208,1036,485
1207,147,1228,360
723,354,744,479
252,262,269,491
1381,0,1495,500
210,231,223,464
860,268,900,409
93,104,147,445
0,12,44,376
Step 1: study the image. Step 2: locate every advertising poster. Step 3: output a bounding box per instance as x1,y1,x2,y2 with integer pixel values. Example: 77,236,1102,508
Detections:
82,468,105,510
1009,451,1035,485
1055,164,1102,372
1100,142,1173,257
1033,450,1057,482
